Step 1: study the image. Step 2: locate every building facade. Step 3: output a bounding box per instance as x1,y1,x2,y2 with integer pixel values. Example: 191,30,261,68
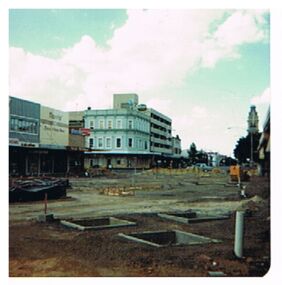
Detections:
257,108,270,176
40,105,69,148
172,135,182,157
144,108,172,156
67,111,86,174
84,107,151,169
207,152,225,167
9,94,182,174
68,111,85,150
9,97,84,176
9,97,41,175
113,93,139,109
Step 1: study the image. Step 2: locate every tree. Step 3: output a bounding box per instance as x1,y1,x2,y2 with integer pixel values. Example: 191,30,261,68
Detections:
234,132,261,164
197,150,208,164
187,143,209,164
220,156,237,166
188,143,197,164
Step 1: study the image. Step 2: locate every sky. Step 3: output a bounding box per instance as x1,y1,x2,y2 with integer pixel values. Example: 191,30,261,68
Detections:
9,9,270,156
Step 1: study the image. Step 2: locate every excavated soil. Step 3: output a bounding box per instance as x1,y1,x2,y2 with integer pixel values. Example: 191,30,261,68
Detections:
9,171,270,277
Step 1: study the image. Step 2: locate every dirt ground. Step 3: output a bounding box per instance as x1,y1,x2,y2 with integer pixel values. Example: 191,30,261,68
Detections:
9,170,270,277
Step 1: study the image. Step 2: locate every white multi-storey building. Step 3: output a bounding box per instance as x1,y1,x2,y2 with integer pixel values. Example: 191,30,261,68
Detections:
144,108,172,156
84,107,151,169
84,93,182,169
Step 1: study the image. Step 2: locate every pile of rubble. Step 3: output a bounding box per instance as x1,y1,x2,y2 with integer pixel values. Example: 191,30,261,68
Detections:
9,177,70,202
99,186,141,196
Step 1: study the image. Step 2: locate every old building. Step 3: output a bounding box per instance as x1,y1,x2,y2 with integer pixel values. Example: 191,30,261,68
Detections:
83,93,182,169
9,97,41,175
257,108,270,176
172,135,182,158
84,100,151,169
144,108,172,157
67,111,86,174
9,94,182,174
9,97,84,176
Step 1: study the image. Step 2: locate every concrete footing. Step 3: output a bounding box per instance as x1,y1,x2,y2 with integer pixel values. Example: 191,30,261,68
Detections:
118,230,221,248
208,271,227,277
37,213,54,222
157,212,230,224
60,217,136,230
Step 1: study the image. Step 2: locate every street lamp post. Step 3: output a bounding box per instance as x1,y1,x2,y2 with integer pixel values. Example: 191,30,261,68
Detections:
250,132,253,167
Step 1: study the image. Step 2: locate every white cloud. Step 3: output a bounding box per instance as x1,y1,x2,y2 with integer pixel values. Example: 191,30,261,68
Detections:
9,47,86,109
10,9,269,116
201,10,269,68
145,98,172,114
214,10,267,47
251,87,271,105
191,106,208,119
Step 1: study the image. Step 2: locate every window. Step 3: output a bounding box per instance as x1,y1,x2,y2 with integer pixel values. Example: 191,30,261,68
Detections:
116,120,122,129
10,118,15,130
32,122,38,133
106,137,111,148
90,120,94,129
145,141,148,150
98,137,103,148
18,119,23,130
116,138,121,148
128,120,133,129
99,120,104,129
89,138,93,149
128,138,133,147
107,120,113,129
10,117,38,134
117,159,121,165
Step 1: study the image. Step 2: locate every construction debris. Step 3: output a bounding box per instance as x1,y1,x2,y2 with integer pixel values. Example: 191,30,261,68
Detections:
9,177,70,202
9,169,270,277
99,186,140,196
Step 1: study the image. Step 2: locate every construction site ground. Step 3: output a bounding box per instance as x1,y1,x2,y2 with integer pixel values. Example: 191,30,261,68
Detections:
9,169,270,277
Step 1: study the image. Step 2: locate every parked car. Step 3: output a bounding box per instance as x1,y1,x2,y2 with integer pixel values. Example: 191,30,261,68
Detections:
193,163,213,172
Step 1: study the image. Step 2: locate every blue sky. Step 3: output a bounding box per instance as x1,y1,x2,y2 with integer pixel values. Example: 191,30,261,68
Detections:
10,10,128,54
9,9,270,156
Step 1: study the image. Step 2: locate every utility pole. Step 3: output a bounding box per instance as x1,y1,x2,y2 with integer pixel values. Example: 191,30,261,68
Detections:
250,132,253,167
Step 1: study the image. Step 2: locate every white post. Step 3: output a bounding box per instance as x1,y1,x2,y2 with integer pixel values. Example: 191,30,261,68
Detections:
234,211,245,258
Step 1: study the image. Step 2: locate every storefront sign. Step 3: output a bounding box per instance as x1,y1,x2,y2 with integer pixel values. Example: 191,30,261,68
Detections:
21,142,39,148
80,128,91,136
70,129,82,135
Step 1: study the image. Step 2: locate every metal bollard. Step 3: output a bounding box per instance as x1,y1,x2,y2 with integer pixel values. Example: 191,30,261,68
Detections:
234,211,245,258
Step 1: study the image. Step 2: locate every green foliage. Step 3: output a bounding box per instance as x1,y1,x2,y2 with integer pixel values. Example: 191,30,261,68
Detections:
234,132,261,164
187,143,208,164
188,143,197,164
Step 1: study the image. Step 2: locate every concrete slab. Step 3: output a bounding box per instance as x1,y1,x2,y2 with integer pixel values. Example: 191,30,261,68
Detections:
60,217,136,230
118,230,221,248
157,212,230,224
208,271,227,277
37,213,54,222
